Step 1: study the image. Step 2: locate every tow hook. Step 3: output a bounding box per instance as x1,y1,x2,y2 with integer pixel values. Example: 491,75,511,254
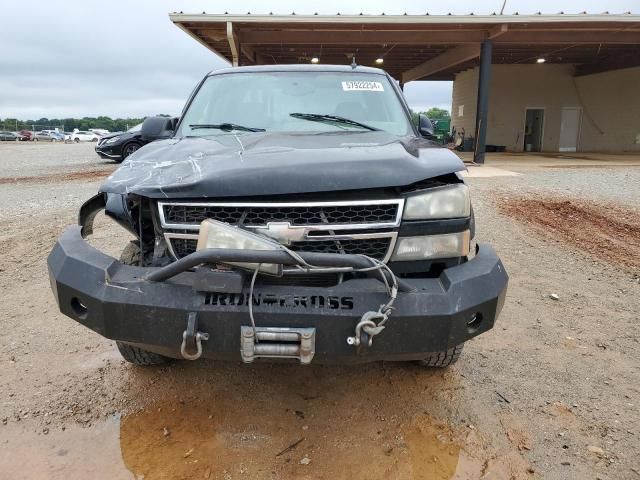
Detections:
347,310,388,354
180,312,209,360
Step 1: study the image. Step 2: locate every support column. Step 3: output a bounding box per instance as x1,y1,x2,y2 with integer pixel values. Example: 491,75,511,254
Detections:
473,40,492,164
226,22,239,67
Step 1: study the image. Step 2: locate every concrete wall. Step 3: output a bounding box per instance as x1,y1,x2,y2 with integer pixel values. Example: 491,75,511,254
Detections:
574,68,640,151
450,64,640,152
450,68,478,141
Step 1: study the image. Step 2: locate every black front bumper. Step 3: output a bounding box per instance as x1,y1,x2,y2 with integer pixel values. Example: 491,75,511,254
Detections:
48,226,508,364
95,144,121,160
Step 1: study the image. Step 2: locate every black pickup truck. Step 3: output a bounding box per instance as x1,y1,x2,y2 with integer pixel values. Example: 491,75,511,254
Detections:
48,65,507,367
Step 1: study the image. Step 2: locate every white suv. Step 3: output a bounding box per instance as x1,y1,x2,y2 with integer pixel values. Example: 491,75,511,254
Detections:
71,130,100,143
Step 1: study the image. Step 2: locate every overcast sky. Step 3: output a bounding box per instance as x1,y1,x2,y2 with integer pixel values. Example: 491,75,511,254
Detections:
1,0,637,120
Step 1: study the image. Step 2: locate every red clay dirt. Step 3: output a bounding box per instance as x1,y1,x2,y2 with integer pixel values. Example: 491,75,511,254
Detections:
0,168,114,185
499,197,640,273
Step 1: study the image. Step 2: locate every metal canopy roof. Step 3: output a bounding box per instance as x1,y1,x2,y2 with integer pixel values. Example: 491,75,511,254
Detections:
170,13,640,80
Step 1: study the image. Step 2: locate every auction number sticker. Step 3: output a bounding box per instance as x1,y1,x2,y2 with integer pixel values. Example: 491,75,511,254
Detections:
341,81,384,92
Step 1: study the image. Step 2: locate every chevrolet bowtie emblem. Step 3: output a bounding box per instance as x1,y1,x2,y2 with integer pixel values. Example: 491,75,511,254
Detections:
252,222,307,245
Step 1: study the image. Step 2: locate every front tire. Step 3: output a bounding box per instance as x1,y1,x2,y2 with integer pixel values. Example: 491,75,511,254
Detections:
116,342,168,366
116,242,170,366
416,343,464,368
74,137,80,143
121,142,140,160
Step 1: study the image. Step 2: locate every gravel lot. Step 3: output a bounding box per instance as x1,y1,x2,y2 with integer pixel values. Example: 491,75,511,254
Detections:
1,142,639,479
484,167,640,210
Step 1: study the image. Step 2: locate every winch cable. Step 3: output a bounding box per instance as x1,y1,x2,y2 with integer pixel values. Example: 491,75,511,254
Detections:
248,264,261,342
282,248,399,344
246,246,399,347
287,251,397,304
281,247,398,318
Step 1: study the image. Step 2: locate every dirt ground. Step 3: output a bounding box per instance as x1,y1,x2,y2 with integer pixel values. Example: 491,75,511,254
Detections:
1,143,639,480
498,197,640,272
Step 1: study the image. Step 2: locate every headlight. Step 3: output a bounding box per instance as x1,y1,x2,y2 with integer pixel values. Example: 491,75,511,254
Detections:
105,136,121,144
403,184,470,220
196,219,284,275
391,231,470,261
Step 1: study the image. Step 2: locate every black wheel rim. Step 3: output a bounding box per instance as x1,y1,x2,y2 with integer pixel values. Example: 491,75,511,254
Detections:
124,144,139,157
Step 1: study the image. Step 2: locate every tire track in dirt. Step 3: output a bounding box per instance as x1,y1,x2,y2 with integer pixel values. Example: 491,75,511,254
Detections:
0,168,115,185
498,196,640,273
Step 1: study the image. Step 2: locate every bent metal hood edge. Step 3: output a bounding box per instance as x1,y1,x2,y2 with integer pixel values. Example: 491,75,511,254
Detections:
100,131,465,199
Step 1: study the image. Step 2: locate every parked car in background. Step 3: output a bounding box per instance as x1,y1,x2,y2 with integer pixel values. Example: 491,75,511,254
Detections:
71,130,100,142
89,128,110,136
18,129,33,140
0,131,22,141
95,123,149,162
33,131,64,142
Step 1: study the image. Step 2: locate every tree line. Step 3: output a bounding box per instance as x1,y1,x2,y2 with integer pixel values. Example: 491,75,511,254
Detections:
2,109,451,133
409,107,451,125
0,116,149,133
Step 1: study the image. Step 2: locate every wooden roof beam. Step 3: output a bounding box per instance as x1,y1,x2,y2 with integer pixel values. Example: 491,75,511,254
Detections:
574,55,640,76
240,43,272,65
494,30,640,44
239,30,488,45
488,24,508,39
240,44,256,64
402,44,481,83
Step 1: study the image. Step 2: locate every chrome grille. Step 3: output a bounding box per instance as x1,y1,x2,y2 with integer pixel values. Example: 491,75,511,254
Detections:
159,200,404,263
167,237,392,261
169,237,198,259
160,201,400,229
289,238,392,260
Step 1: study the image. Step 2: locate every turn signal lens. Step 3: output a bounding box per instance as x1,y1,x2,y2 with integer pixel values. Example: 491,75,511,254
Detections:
391,231,470,261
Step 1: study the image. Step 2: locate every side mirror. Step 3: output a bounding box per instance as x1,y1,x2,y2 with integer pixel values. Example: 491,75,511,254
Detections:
418,114,436,139
141,116,177,141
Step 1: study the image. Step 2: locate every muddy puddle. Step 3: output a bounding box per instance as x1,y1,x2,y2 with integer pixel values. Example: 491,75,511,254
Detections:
2,360,532,479
1,398,514,480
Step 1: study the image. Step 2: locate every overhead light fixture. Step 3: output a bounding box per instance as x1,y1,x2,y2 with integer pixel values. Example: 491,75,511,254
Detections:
311,57,319,64
375,57,384,64
536,58,546,64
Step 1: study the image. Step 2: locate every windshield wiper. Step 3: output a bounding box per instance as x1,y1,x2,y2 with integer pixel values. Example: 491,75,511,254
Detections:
189,123,265,132
289,113,379,131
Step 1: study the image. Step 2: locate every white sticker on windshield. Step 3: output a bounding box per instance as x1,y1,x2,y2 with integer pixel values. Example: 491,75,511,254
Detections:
341,81,384,92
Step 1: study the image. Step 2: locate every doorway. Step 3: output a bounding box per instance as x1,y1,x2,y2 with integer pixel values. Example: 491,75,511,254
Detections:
559,107,582,152
524,108,545,152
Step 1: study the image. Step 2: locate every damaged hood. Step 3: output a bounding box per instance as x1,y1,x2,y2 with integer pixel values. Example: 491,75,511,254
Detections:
100,131,465,198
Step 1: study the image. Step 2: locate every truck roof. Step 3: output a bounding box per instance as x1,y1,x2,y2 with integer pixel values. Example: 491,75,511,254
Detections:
207,64,388,77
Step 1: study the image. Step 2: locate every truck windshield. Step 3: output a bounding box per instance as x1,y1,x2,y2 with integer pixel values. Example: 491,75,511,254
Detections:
178,71,412,137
